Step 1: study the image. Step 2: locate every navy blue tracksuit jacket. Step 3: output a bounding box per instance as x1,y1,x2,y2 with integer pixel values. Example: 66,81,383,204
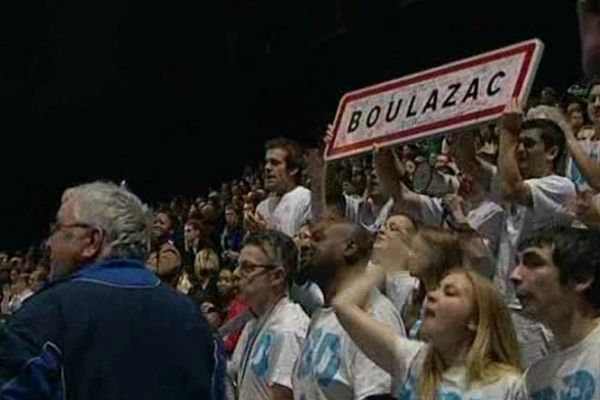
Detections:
0,258,224,400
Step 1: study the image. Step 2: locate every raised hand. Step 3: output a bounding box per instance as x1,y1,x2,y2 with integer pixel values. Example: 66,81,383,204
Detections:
501,98,524,136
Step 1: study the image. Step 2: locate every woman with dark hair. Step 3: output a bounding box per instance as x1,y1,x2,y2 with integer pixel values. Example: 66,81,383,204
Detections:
147,209,181,287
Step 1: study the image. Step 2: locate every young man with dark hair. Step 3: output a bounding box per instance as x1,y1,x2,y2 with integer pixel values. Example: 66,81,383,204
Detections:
490,101,577,368
511,227,600,398
249,138,311,237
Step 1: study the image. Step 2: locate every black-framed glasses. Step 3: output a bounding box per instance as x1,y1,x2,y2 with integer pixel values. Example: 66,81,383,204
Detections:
236,261,279,277
49,222,96,236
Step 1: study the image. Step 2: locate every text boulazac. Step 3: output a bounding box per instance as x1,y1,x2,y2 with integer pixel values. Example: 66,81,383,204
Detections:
346,72,505,134
325,39,543,161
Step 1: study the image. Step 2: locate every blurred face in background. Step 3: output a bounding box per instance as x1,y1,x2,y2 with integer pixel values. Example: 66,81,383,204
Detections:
225,208,239,229
588,84,600,126
342,181,355,196
217,269,235,299
570,110,584,133
9,268,19,284
153,212,173,241
0,253,8,269
184,223,201,246
351,165,366,194
408,233,433,280
176,271,193,295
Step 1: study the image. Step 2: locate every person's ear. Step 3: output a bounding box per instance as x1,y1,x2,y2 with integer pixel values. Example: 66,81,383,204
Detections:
82,229,104,259
343,240,358,260
289,167,300,179
467,319,477,333
574,274,594,296
546,145,559,164
270,267,286,288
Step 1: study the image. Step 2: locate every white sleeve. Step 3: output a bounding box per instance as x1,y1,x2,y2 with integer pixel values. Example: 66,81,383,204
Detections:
389,338,425,397
509,377,529,400
351,295,411,399
295,191,312,234
525,176,575,229
350,345,393,400
267,329,306,389
344,195,362,224
417,195,444,226
468,203,504,253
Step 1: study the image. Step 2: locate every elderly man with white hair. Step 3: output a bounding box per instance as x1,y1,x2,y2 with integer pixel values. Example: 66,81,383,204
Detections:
0,181,223,400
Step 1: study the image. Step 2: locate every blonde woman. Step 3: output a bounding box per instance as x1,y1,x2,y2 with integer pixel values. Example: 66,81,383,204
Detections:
333,266,522,399
193,248,220,300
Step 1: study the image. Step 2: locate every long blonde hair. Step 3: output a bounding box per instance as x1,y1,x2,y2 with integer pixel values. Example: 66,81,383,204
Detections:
419,269,522,400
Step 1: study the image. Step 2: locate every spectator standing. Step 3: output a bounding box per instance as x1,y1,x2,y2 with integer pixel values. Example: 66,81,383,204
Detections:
495,101,576,367
0,181,222,400
250,138,312,237
293,221,404,400
229,230,309,400
221,205,245,269
512,227,600,398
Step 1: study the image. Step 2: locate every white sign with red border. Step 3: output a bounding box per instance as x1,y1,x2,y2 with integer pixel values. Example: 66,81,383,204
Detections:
324,39,544,161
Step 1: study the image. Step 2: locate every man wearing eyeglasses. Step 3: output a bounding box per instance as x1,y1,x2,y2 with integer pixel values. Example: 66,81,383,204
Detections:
229,230,309,400
0,181,223,400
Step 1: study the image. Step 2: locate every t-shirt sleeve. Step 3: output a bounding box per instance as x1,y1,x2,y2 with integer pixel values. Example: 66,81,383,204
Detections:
266,328,306,389
525,176,575,229
389,338,424,398
508,376,529,400
344,195,362,224
295,190,312,235
351,296,413,400
418,195,444,226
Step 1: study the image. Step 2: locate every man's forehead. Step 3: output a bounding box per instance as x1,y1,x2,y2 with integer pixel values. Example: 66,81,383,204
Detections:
265,147,287,160
590,84,600,96
519,244,553,259
57,198,77,220
240,244,270,262
519,128,543,142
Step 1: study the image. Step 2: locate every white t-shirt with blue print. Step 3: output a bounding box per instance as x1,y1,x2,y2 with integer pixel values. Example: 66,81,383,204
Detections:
391,338,522,400
230,296,309,400
517,322,600,400
292,289,405,400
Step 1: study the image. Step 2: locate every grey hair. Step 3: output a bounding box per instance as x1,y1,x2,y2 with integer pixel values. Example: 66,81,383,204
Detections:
67,181,152,260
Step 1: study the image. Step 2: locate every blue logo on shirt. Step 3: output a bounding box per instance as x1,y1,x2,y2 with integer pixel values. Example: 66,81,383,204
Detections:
396,375,483,400
296,328,341,387
250,333,273,376
532,370,595,400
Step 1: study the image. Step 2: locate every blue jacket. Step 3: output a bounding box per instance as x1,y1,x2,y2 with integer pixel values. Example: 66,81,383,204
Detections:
0,258,224,400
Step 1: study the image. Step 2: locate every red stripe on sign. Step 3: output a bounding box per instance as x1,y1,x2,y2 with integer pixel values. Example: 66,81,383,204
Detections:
345,43,535,102
327,105,505,157
512,44,535,98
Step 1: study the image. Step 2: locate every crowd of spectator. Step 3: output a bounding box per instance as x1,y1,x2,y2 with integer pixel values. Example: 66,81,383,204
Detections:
4,2,600,397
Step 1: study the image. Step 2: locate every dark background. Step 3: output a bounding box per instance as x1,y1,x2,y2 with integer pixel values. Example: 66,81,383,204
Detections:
0,0,583,251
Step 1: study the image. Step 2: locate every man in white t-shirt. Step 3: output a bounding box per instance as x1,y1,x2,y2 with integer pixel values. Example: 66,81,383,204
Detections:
495,102,576,367
230,230,310,400
250,138,311,237
511,227,600,399
293,221,405,400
